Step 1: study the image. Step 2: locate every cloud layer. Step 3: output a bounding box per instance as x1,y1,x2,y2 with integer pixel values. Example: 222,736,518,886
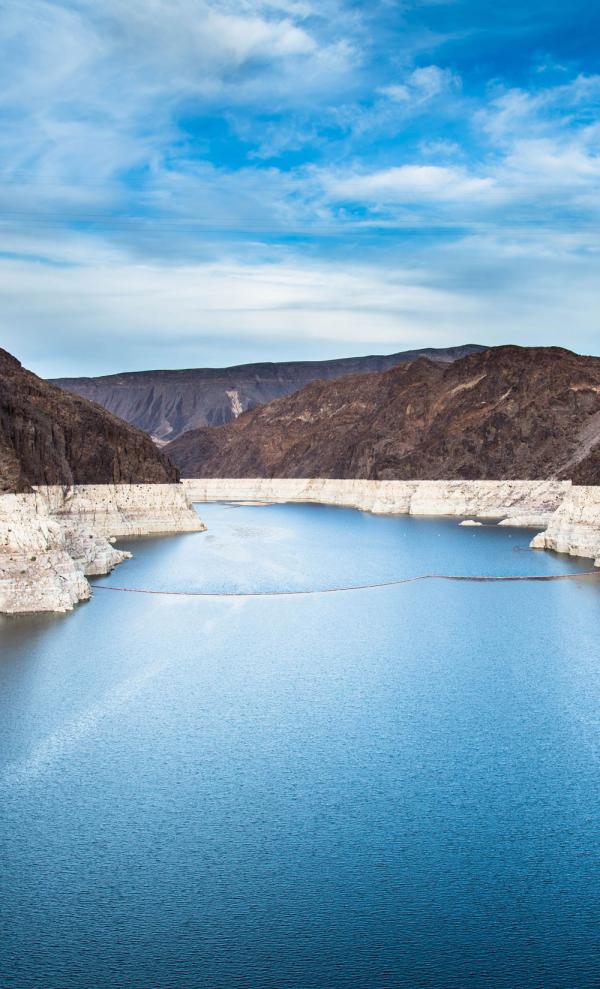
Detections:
0,0,599,373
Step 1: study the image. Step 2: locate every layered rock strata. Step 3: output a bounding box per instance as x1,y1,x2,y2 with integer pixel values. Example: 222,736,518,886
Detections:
36,484,205,539
0,484,204,614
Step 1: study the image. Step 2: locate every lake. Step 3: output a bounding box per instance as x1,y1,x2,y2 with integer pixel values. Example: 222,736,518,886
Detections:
1,502,600,988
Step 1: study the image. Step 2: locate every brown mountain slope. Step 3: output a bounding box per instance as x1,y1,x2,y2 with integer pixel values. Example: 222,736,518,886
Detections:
0,348,178,493
165,346,600,483
51,344,485,441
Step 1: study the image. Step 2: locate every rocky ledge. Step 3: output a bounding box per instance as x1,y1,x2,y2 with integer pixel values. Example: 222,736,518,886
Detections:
0,484,205,614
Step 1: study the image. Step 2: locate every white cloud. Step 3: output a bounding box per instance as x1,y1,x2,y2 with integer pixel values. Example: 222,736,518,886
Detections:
327,164,495,203
0,0,361,260
1,4,600,371
380,64,461,103
0,251,478,374
0,0,357,198
2,225,599,376
0,0,355,115
479,73,600,144
320,72,600,220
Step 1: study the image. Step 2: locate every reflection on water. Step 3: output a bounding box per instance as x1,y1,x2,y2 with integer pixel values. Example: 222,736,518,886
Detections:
1,504,600,989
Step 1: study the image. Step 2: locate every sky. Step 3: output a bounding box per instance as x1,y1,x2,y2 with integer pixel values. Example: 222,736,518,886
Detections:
1,0,599,376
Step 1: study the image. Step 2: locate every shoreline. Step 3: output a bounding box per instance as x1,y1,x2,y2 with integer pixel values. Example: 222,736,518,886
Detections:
3,478,600,615
0,484,204,615
184,477,600,571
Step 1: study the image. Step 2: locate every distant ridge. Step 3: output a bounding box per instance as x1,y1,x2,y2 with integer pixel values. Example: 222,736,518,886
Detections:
52,344,485,442
164,346,600,484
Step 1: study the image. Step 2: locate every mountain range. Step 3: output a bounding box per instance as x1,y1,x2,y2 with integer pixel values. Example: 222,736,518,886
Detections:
4,343,600,490
164,346,600,484
52,344,485,442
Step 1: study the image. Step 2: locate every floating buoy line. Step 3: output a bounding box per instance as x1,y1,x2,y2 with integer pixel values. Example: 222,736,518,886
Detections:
94,570,600,599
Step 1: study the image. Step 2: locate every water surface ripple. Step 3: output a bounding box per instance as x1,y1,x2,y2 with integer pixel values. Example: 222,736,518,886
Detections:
1,503,600,988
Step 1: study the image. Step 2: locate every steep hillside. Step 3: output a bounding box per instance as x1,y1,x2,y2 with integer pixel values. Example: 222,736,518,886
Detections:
165,346,600,483
0,349,178,493
52,344,485,441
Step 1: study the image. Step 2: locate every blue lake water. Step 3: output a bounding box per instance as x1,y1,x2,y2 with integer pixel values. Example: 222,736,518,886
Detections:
1,502,600,988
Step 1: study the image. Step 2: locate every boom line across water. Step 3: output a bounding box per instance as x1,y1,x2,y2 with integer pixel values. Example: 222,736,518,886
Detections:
94,570,600,599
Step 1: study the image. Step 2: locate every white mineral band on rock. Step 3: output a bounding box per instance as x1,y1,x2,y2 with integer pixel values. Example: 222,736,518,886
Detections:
0,484,205,615
183,477,600,569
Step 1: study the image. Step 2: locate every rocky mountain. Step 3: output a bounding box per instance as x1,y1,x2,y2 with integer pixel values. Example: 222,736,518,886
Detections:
52,344,485,442
0,348,178,493
165,346,600,484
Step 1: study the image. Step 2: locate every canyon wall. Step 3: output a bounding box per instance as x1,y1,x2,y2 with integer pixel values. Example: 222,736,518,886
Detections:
0,484,204,614
168,348,600,484
1,348,178,493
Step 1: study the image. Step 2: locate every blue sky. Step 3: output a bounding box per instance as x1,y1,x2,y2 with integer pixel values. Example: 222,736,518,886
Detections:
1,0,599,375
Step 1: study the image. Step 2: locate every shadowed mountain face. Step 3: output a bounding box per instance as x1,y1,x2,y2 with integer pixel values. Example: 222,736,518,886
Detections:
0,349,178,493
165,346,600,484
52,345,485,442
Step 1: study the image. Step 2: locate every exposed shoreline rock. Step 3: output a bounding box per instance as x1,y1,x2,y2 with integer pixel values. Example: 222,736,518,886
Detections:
530,485,600,566
4,477,599,615
0,493,91,614
0,484,205,614
183,477,600,569
183,477,570,521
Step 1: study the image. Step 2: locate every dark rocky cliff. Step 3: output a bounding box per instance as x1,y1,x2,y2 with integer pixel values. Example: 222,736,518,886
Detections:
1,348,178,493
165,346,600,483
52,345,485,441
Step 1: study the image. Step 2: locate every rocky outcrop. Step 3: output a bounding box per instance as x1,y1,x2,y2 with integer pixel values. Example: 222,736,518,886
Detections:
36,484,206,539
169,347,600,483
530,485,600,566
52,345,485,442
0,348,178,493
0,484,205,614
0,493,91,614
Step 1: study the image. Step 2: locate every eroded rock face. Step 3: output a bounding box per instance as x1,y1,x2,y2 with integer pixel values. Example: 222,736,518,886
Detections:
530,486,600,566
36,484,206,538
0,484,205,614
52,345,485,442
168,346,600,483
0,348,179,493
0,494,91,614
